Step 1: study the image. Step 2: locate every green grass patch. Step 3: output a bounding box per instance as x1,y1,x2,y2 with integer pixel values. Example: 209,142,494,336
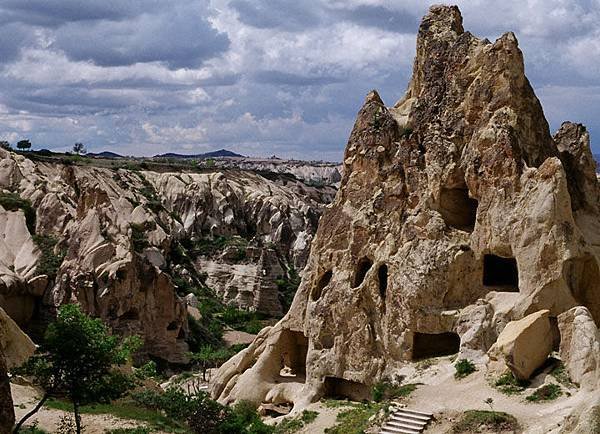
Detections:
273,410,319,434
44,398,187,433
454,359,476,379
106,428,151,434
372,382,418,402
452,410,519,433
19,425,49,434
32,234,65,278
324,402,387,434
494,372,530,395
0,191,36,233
526,384,562,402
549,362,575,388
321,399,359,409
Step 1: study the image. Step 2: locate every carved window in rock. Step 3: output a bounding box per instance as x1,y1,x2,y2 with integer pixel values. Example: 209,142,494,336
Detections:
483,254,519,292
439,186,478,231
411,332,460,360
352,257,373,288
378,264,388,301
312,270,333,301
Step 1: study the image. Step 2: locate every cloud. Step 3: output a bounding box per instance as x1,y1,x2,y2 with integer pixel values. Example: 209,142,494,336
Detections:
0,0,598,159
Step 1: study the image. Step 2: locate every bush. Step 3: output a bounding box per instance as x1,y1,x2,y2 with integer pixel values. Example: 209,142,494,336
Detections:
454,359,476,379
526,384,562,402
452,410,518,433
130,222,153,253
494,372,529,395
371,382,417,403
0,192,36,233
32,234,65,278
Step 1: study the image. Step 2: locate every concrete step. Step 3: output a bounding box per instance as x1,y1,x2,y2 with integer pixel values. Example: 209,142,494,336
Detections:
388,416,427,428
386,420,424,431
391,412,430,423
379,427,420,434
396,408,433,418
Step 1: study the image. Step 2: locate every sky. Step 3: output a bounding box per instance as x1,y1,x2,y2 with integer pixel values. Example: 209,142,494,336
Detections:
0,1,599,161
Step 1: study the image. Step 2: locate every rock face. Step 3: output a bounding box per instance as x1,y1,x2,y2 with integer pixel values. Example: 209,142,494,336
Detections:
211,5,600,409
0,307,35,434
488,310,553,380
0,150,333,362
558,306,600,388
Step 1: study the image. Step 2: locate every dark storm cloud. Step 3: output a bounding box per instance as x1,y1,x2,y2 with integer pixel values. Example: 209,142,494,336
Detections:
0,0,162,27
252,70,344,86
335,5,418,33
229,0,322,30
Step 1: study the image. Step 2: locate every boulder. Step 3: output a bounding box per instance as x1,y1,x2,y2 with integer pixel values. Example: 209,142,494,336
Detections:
488,310,553,380
0,307,35,369
558,306,600,388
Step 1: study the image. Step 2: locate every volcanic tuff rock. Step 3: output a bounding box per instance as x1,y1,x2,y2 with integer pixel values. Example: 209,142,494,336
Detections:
210,4,600,419
0,149,333,362
0,307,34,434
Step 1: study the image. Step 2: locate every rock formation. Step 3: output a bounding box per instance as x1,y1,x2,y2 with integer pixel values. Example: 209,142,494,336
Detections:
0,307,35,434
211,5,600,415
0,150,333,362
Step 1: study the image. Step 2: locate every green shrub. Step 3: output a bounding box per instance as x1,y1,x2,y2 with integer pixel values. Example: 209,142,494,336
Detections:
324,402,386,434
452,410,518,433
32,234,65,278
494,372,529,395
371,382,417,402
526,384,562,402
0,191,36,232
276,267,300,314
134,360,157,380
549,362,575,387
130,222,153,253
106,428,151,434
454,359,476,379
273,410,319,433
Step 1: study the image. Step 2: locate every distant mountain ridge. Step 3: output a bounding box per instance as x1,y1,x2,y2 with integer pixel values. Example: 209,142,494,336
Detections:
154,149,244,159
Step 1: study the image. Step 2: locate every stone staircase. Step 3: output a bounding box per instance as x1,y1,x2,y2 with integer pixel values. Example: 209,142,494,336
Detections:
379,405,433,434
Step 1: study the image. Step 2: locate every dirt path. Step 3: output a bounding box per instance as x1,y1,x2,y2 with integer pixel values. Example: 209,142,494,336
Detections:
11,382,148,433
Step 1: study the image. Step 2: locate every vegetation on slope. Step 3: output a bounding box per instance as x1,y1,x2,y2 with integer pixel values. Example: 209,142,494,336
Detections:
0,191,36,233
452,410,519,433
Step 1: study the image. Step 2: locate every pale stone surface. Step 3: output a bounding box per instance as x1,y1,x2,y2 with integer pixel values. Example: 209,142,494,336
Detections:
558,306,600,388
488,310,553,380
211,5,600,411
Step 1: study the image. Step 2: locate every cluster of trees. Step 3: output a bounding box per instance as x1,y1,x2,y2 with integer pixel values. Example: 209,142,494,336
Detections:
0,140,87,154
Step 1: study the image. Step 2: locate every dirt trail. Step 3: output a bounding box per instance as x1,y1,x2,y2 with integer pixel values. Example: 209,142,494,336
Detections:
11,382,148,433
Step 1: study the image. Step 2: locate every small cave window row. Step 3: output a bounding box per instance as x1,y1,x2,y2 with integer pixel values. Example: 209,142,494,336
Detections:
483,254,519,291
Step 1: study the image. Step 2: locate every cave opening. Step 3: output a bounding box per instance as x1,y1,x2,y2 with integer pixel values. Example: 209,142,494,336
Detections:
323,377,371,401
278,330,309,377
439,187,478,231
378,264,388,301
483,254,519,291
312,270,333,301
412,332,460,360
353,257,373,288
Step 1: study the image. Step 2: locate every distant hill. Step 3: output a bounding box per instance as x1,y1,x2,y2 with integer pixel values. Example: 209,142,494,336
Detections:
154,149,244,159
87,151,125,159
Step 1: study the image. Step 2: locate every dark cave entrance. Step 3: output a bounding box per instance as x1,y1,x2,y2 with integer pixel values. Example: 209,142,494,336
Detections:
312,270,333,301
353,257,373,288
279,330,309,377
483,254,519,291
411,332,460,360
439,187,478,231
323,377,371,401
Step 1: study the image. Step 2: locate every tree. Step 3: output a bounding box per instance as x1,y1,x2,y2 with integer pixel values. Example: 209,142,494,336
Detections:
72,142,86,155
16,140,31,151
13,304,139,433
0,141,11,151
191,346,232,382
